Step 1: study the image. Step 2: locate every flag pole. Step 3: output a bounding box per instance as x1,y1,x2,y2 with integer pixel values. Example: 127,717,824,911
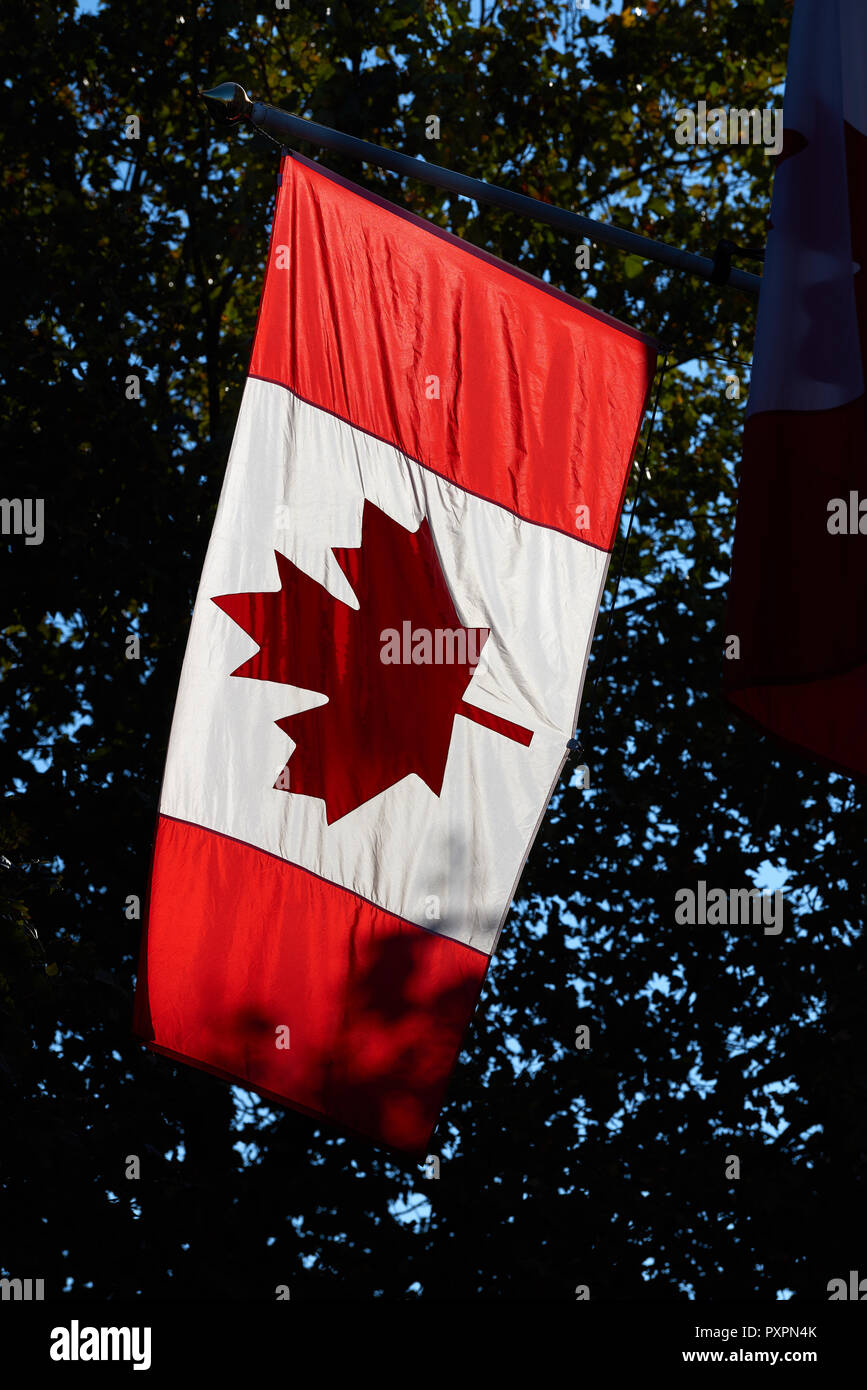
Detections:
202,82,762,297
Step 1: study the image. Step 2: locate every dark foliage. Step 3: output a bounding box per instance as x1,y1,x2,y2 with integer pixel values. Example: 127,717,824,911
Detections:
1,0,863,1301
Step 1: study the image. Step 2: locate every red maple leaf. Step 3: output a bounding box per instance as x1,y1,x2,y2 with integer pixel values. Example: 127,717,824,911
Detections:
212,500,532,823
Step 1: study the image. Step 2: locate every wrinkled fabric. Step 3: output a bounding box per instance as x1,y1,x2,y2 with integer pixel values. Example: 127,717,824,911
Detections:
133,152,654,1151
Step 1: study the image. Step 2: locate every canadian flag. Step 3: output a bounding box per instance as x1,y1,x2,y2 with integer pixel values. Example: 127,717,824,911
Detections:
725,0,867,777
133,152,655,1153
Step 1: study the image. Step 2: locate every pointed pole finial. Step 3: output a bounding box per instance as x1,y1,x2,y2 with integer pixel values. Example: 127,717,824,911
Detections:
200,82,254,126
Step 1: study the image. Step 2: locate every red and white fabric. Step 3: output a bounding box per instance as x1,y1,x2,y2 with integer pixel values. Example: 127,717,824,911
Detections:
725,0,867,777
133,151,654,1152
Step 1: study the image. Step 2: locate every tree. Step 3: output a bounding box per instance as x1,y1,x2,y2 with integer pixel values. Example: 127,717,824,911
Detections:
2,0,862,1301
